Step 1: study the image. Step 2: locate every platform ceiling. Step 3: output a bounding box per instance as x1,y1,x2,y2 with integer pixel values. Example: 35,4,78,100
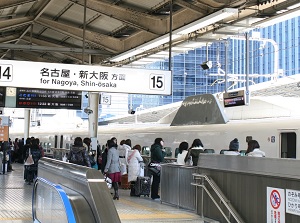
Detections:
0,0,298,67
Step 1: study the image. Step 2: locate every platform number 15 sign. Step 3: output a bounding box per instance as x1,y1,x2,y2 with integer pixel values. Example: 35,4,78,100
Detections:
150,74,165,91
0,64,13,82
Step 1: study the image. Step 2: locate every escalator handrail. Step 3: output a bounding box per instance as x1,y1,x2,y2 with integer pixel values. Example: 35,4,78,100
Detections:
33,177,76,223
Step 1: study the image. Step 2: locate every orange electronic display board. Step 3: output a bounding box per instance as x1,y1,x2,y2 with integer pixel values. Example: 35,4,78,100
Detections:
0,126,8,141
0,116,9,141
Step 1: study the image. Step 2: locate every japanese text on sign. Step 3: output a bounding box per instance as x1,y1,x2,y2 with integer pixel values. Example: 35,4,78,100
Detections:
0,60,172,95
286,189,300,216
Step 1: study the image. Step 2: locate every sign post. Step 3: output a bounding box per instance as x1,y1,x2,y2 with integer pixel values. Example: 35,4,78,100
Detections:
267,187,285,223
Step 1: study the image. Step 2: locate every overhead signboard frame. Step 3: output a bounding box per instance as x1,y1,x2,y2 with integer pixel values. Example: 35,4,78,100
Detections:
223,90,246,107
0,59,172,95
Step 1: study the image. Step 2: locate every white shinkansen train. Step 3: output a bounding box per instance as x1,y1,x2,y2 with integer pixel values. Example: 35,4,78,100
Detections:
8,91,300,159
9,116,300,159
96,117,299,159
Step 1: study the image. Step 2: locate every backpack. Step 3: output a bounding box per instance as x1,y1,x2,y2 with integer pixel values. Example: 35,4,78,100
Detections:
69,150,85,166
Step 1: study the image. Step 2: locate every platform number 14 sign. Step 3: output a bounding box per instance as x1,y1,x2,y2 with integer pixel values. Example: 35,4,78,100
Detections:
0,64,13,82
150,74,165,91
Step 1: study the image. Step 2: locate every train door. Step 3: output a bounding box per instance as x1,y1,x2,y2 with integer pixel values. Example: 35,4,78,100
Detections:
280,132,296,158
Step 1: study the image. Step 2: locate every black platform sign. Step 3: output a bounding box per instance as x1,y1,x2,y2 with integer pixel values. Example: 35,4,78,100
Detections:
223,90,245,107
16,88,82,109
0,87,5,107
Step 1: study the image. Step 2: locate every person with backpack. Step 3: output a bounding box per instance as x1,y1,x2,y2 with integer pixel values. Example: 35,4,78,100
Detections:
68,137,91,167
24,138,42,184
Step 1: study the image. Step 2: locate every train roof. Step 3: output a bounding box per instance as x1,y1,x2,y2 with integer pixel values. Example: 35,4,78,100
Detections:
99,74,300,125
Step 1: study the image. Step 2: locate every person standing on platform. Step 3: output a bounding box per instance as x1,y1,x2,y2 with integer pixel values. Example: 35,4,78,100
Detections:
100,141,109,174
246,140,265,157
68,137,91,167
150,138,165,200
176,141,189,165
83,137,91,153
119,139,131,175
104,139,121,200
96,140,102,171
185,138,204,166
224,138,240,156
128,144,144,196
24,138,42,184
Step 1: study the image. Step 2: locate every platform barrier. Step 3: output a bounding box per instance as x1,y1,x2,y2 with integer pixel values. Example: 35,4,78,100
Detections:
194,154,300,222
160,164,197,210
34,157,121,223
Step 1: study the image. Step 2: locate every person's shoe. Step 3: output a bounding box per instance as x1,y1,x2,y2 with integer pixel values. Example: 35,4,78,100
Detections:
151,195,160,200
113,195,119,200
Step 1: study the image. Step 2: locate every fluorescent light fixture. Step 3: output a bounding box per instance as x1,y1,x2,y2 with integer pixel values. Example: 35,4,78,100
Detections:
288,3,300,10
174,8,238,35
110,34,181,62
110,49,143,62
110,8,237,62
252,6,300,28
176,41,207,48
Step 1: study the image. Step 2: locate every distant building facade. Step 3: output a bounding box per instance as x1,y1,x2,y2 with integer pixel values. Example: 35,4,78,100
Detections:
80,17,300,119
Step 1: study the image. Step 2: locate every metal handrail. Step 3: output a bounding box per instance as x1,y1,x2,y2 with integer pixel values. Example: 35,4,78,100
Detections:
192,173,245,223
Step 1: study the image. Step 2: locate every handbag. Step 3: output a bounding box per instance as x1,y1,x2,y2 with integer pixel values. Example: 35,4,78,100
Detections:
148,161,161,176
139,163,145,177
105,176,112,189
24,148,34,166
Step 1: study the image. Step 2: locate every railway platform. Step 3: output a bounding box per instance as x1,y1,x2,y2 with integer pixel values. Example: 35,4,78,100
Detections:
0,163,206,223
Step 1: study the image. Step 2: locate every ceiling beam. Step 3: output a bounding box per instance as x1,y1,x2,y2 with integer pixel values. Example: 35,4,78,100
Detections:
0,43,108,55
22,36,90,64
0,16,33,31
0,0,54,59
35,17,122,53
72,0,167,35
6,50,59,63
0,0,36,9
174,0,207,14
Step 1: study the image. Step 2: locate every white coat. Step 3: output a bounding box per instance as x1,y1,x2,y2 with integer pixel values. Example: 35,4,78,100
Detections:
176,150,188,165
118,144,131,166
127,149,143,182
247,148,265,157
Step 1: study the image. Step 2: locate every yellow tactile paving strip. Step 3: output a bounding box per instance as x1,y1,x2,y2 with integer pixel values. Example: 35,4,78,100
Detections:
117,198,200,221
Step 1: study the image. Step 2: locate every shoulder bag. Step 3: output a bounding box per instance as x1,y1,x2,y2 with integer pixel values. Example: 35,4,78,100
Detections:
24,148,34,166
148,161,161,176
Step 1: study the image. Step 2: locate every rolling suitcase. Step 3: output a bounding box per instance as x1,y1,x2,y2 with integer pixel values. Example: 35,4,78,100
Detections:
135,176,151,197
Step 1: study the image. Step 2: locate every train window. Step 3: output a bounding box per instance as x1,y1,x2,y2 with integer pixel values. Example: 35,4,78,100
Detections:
142,146,150,156
204,149,215,153
220,149,228,154
281,132,296,158
240,150,247,156
164,147,172,157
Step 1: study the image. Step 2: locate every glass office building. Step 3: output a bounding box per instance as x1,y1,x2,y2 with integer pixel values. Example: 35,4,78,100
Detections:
81,16,300,119
139,16,300,108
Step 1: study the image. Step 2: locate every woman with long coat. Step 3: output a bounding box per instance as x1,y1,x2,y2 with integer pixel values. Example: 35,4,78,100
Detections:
127,145,143,196
104,139,121,200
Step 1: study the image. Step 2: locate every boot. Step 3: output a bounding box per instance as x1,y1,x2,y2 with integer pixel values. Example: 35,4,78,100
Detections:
130,182,136,196
113,182,119,200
